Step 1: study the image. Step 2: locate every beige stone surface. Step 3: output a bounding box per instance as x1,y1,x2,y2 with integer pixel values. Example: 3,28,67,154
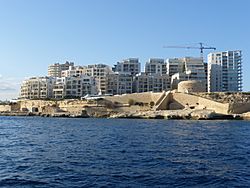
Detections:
171,92,229,114
0,105,12,112
178,80,206,93
16,91,250,117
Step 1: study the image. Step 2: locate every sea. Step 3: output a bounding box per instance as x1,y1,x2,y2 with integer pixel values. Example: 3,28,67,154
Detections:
0,116,250,188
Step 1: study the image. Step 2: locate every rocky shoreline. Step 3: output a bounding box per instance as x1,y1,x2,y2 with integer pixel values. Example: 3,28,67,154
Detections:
2,91,250,120
0,109,247,120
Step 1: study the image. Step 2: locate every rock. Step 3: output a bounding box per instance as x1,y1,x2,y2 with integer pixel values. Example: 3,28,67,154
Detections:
241,112,250,120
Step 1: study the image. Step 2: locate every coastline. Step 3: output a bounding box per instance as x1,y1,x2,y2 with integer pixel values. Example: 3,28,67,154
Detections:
2,91,250,120
0,109,246,120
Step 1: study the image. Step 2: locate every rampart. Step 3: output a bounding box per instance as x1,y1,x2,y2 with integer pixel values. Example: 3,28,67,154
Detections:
2,91,250,117
170,92,230,114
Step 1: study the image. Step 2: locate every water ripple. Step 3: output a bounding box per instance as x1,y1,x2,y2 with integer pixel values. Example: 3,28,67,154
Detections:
0,117,250,187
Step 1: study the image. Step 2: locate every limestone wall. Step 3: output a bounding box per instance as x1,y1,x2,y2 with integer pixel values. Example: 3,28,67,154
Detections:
19,100,57,112
16,92,240,115
0,103,20,112
178,80,206,93
171,92,230,114
155,91,172,110
229,102,250,114
105,92,163,104
0,105,11,112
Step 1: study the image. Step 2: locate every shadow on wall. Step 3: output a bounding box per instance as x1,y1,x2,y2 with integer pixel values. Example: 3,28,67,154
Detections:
168,99,185,110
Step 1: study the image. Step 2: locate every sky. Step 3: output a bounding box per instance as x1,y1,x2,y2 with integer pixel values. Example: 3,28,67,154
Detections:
0,0,249,100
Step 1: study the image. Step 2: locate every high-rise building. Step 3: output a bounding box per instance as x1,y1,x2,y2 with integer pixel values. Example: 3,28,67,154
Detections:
113,58,141,76
145,58,166,75
48,61,74,77
207,50,242,92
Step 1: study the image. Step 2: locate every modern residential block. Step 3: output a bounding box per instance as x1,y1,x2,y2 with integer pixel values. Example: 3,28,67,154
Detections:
113,58,141,76
48,61,74,77
105,73,133,95
145,58,166,75
84,64,113,94
133,73,171,93
208,50,242,92
20,77,55,99
167,57,206,90
64,76,97,98
61,66,85,77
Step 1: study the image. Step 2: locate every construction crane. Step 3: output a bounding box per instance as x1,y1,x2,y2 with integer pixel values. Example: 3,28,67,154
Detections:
163,42,216,60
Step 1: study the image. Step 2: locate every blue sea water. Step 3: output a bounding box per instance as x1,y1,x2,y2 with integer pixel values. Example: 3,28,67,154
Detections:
0,117,250,187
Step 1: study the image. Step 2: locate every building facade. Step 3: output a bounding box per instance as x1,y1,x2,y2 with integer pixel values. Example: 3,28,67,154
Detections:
113,58,141,76
167,57,206,90
53,77,66,99
184,57,206,81
105,73,133,95
145,58,166,75
208,50,242,92
133,73,171,93
61,66,85,77
20,77,55,99
64,76,96,98
48,61,74,77
166,58,185,76
84,64,113,94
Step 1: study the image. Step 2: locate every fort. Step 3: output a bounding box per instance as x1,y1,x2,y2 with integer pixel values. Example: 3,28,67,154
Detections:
1,90,250,120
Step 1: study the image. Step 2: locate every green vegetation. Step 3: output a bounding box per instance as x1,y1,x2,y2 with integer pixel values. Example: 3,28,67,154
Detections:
149,101,155,108
128,99,135,106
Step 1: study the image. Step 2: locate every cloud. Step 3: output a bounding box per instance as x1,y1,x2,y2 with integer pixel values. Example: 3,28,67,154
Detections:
0,75,22,100
0,81,17,91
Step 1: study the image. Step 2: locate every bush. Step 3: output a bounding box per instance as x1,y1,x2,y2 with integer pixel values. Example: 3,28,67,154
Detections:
149,101,155,107
128,99,135,106
135,102,144,106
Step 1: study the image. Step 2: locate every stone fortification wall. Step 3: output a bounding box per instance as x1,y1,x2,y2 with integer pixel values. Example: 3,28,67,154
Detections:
0,103,20,112
18,91,247,116
178,80,206,93
19,100,57,112
171,92,230,114
229,102,250,114
154,91,172,110
19,99,91,113
0,105,12,112
105,92,163,104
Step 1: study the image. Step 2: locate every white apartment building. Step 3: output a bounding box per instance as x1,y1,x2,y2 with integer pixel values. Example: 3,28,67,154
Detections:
53,77,66,99
167,57,206,89
105,73,133,95
166,58,184,76
133,73,171,93
64,76,97,98
208,50,242,92
61,66,85,77
145,58,167,75
20,77,55,99
184,57,206,81
113,58,141,76
84,64,113,94
48,61,74,77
